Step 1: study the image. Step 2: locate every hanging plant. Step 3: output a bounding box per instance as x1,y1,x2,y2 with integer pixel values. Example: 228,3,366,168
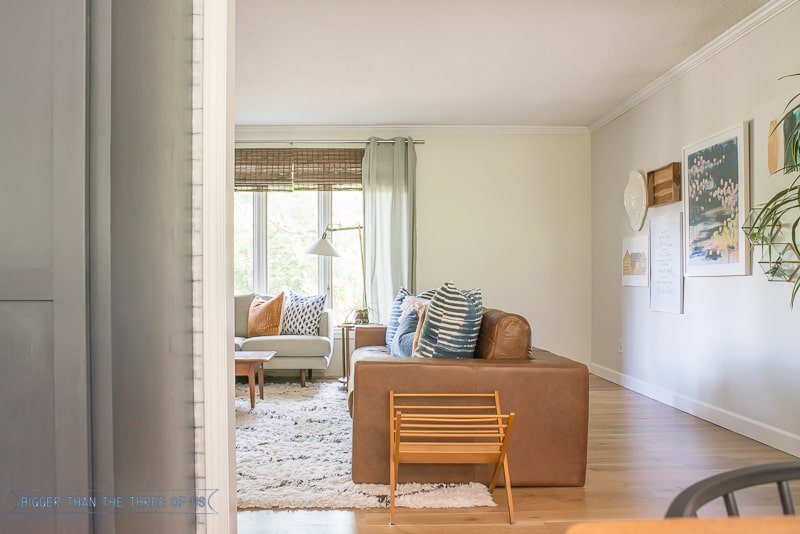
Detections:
745,74,800,306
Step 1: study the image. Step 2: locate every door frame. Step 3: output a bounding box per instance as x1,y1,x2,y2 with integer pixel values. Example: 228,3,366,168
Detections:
201,0,237,532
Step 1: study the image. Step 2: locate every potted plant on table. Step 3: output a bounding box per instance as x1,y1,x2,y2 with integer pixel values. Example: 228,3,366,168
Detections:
744,74,800,306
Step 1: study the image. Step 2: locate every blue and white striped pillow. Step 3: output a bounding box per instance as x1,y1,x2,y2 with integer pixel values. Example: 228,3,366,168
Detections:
413,282,483,359
416,288,437,301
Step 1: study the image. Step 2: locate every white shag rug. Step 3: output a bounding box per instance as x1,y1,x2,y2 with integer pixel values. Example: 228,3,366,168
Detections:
235,380,497,510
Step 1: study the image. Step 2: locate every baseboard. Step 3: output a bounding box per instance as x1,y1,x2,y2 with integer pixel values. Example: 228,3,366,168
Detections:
589,363,800,458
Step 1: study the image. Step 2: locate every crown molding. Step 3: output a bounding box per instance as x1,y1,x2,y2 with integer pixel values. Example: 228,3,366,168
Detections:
589,0,799,132
235,124,588,142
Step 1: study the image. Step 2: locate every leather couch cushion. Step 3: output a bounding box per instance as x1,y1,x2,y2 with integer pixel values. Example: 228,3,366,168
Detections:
474,309,532,359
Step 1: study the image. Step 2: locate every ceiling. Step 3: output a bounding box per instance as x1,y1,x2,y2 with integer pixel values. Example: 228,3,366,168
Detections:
235,0,770,128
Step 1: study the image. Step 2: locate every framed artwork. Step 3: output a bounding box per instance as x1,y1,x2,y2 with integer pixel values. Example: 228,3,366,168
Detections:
683,123,750,276
622,235,649,287
768,101,800,174
650,213,683,314
755,91,800,202
647,162,681,206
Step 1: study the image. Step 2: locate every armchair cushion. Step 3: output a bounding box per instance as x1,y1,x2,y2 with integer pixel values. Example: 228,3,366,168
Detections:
241,334,331,357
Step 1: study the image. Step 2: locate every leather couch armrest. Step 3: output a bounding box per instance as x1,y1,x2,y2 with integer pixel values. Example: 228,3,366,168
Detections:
475,308,532,359
354,325,387,349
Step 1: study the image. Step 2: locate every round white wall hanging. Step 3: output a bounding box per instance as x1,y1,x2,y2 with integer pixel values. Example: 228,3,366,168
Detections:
623,170,647,231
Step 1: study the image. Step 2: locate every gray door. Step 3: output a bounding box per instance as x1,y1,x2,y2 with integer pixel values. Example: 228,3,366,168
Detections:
0,1,91,533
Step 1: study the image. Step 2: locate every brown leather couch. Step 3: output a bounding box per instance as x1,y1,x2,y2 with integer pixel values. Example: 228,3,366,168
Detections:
348,309,589,487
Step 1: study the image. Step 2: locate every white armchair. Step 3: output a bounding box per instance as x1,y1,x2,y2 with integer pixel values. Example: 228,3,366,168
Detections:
234,294,334,386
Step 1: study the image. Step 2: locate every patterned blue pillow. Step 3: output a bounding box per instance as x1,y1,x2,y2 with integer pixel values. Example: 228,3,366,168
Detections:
384,288,411,348
390,310,419,357
280,290,326,335
385,288,438,348
413,282,483,359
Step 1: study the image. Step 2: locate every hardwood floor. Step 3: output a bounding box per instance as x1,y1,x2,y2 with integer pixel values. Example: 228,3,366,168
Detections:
237,375,798,533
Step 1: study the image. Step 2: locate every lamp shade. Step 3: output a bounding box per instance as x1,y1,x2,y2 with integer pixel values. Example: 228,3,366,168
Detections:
305,237,341,257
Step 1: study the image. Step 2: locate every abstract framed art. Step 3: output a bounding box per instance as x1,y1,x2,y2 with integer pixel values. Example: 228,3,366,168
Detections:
682,122,750,276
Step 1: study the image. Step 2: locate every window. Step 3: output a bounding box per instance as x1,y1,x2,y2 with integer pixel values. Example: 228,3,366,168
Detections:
233,192,254,295
233,147,365,323
266,191,319,296
330,191,364,322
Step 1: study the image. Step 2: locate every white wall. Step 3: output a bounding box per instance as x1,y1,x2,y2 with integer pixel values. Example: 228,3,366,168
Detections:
414,131,592,362
591,3,800,456
236,127,593,363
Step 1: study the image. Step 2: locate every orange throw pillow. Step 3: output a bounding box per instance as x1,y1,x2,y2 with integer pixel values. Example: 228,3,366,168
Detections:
247,292,284,337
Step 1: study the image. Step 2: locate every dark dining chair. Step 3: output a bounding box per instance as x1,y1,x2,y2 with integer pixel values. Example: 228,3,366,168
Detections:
665,460,800,518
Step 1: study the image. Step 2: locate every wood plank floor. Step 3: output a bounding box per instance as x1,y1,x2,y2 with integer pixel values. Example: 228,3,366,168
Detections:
238,375,798,533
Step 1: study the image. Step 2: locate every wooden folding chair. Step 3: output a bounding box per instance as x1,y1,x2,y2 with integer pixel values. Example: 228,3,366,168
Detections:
388,390,516,525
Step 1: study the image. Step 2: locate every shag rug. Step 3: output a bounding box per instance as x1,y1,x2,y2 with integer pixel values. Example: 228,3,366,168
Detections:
235,380,497,510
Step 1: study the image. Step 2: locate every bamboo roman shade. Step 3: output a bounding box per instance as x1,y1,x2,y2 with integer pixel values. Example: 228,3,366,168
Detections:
235,147,364,192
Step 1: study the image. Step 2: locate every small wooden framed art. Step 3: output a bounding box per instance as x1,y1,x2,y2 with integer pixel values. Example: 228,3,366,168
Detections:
647,162,680,206
682,122,750,277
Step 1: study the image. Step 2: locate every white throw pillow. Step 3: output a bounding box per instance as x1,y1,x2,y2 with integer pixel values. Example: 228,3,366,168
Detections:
280,290,326,336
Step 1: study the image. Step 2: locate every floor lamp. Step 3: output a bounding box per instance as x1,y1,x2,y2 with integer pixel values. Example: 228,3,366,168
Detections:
305,224,369,324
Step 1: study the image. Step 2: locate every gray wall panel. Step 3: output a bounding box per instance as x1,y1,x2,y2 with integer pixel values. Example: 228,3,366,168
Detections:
0,303,56,533
5,1,199,532
0,0,53,271
0,269,53,301
1,1,91,533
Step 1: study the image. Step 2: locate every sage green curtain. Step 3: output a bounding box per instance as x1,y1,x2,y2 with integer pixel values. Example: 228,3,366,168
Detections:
362,137,417,323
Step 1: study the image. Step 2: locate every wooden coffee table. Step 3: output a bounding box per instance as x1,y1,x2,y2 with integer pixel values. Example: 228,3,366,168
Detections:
235,351,277,409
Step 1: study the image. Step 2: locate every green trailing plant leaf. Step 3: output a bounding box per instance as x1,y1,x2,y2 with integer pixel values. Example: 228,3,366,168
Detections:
750,75,800,307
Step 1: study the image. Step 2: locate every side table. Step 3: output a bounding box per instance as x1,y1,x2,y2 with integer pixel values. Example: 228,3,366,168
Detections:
235,350,277,409
338,324,357,387
338,323,383,387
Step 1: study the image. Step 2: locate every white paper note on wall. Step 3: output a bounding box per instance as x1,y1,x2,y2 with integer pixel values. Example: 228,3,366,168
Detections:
649,212,684,313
